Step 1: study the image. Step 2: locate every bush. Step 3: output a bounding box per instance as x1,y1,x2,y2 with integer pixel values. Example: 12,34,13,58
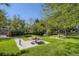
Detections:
8,30,25,37
23,34,33,37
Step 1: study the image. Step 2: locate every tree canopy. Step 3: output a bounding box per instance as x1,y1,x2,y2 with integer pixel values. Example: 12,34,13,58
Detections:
42,4,79,35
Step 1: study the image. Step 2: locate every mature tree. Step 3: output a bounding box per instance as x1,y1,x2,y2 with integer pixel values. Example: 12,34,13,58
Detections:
0,3,10,32
8,15,25,31
0,3,10,34
0,10,7,31
30,22,46,35
43,3,79,35
35,18,39,23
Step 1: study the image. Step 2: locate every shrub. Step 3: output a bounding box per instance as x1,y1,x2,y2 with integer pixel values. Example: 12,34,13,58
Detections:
8,30,25,37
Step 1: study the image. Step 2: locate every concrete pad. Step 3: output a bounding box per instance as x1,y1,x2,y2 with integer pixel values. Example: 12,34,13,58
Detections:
14,38,49,50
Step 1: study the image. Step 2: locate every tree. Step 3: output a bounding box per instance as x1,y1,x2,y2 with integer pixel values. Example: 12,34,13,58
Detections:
7,15,26,36
0,9,8,32
43,4,79,36
8,15,25,31
35,18,39,23
30,21,46,35
0,3,10,35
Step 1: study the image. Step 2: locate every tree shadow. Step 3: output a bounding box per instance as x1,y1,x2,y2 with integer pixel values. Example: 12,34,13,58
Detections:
66,36,79,40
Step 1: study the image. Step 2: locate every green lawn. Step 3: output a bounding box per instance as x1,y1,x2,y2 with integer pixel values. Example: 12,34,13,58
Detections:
20,36,79,56
0,35,79,56
0,38,20,56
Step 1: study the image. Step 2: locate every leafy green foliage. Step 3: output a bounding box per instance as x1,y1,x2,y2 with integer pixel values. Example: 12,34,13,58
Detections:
8,15,25,31
0,3,10,31
42,4,79,35
30,23,46,35
0,10,7,31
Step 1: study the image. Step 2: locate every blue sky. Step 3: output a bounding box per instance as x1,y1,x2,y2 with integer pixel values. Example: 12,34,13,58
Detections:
0,3,43,23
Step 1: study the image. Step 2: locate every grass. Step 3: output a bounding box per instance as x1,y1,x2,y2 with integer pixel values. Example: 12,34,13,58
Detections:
0,38,20,56
1,34,79,56
64,38,79,43
20,36,79,56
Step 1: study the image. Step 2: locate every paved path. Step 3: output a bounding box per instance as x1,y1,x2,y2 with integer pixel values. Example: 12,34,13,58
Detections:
14,38,25,50
14,38,49,50
15,38,48,50
0,35,10,38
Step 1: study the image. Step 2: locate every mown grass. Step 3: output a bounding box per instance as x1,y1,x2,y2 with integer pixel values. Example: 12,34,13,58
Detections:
1,34,79,56
0,38,20,56
20,36,79,56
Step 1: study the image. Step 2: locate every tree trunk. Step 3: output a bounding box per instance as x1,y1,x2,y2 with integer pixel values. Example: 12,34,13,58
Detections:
64,30,67,36
57,30,61,38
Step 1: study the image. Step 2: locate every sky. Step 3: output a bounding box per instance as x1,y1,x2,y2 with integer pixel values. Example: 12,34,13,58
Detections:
0,3,43,23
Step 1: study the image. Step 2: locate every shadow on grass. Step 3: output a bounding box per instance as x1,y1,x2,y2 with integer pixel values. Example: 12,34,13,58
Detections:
0,49,30,56
66,36,79,40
